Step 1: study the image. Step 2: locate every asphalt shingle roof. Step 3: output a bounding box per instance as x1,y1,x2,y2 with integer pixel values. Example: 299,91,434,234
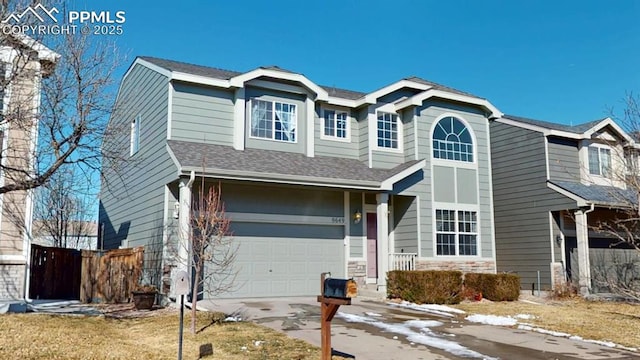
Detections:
404,76,481,99
549,180,636,206
167,140,423,187
139,56,242,79
504,114,607,134
320,86,366,100
139,56,476,101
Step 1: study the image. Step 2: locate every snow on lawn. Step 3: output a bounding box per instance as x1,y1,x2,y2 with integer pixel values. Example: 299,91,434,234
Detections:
465,314,517,326
517,325,638,352
338,312,497,359
466,313,637,352
514,314,535,320
389,300,466,317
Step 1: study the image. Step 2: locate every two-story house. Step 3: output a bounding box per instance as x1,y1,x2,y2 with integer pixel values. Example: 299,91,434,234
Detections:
99,56,502,298
491,115,639,295
0,36,58,300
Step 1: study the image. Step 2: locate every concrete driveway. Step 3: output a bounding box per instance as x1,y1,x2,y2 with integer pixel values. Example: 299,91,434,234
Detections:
202,297,638,360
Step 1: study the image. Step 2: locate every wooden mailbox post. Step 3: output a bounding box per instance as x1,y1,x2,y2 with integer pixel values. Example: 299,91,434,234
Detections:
317,272,357,360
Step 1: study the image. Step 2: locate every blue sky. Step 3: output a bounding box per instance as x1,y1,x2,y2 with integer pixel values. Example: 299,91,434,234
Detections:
82,0,638,125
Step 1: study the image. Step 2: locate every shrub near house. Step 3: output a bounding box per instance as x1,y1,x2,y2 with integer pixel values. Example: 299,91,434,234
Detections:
387,270,520,304
464,273,520,301
387,270,463,304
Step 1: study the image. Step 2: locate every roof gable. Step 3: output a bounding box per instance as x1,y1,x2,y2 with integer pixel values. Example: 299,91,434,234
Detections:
132,56,491,108
500,115,634,143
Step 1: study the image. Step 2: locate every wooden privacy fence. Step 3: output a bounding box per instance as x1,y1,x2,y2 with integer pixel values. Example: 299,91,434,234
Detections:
29,244,144,303
29,245,83,300
81,247,144,303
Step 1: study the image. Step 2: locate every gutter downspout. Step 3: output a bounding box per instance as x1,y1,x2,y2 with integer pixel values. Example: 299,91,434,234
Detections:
187,170,195,188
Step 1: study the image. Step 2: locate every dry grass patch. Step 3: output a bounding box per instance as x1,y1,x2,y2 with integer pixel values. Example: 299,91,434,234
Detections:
0,309,348,359
453,299,640,349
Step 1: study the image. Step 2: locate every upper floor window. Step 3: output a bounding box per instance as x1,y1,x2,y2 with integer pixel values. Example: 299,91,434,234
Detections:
130,115,140,156
251,99,297,143
433,116,473,162
322,109,348,140
377,112,398,149
588,146,611,177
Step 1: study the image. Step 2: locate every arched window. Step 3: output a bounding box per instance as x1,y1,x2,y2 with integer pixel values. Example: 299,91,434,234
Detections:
433,116,473,162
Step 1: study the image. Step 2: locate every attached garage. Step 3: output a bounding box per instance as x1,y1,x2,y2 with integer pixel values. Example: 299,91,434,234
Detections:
219,224,345,298
205,184,346,299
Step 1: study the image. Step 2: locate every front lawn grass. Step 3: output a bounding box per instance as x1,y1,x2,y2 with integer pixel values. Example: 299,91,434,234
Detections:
0,310,343,359
453,299,639,349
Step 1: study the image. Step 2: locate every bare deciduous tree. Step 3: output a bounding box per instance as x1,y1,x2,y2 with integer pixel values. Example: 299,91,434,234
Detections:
585,92,640,299
0,0,126,196
181,179,238,334
33,167,95,249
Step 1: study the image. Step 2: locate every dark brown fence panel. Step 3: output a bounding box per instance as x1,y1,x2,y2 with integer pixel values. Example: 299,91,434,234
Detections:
80,247,144,303
29,245,82,300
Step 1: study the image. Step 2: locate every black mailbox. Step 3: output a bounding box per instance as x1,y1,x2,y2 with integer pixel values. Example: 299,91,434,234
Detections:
323,278,357,299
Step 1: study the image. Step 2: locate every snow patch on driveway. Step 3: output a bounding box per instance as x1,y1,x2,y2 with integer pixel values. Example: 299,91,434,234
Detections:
338,312,497,359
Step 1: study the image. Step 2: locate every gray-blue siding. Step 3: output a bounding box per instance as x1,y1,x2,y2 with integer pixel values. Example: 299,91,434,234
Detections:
409,101,494,259
99,64,178,284
490,121,576,288
547,136,580,182
171,82,234,146
314,104,360,159
393,195,418,254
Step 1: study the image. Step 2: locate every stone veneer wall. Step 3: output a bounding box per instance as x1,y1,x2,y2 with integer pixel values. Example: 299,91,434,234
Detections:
550,262,565,289
347,260,367,285
416,260,496,273
0,264,25,300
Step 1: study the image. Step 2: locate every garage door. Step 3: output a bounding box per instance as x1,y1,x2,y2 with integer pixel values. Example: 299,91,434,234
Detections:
212,223,345,298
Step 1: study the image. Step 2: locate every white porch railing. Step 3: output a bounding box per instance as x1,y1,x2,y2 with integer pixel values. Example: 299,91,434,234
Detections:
389,252,418,271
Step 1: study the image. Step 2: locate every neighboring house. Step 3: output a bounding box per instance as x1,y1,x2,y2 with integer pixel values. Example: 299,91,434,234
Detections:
491,115,640,295
99,56,502,299
32,220,99,250
0,36,59,300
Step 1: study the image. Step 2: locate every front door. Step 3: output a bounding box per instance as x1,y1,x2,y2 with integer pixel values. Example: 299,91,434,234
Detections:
366,213,378,279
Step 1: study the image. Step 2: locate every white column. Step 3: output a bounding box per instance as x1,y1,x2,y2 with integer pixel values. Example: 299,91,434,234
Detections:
233,88,245,150
178,178,193,271
575,209,591,295
376,193,389,290
306,97,315,157
367,106,375,168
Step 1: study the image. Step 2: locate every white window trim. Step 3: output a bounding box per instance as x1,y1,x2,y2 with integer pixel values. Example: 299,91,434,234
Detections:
587,143,612,178
130,115,140,156
430,113,477,165
579,140,625,187
432,206,481,257
374,109,403,153
248,98,298,144
320,107,350,142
